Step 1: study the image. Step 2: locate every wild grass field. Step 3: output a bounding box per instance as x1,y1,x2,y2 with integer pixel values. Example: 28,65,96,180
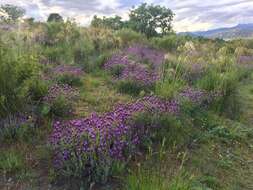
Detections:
0,3,253,190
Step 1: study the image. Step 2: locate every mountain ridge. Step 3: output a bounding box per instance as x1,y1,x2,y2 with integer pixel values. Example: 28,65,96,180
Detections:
179,23,253,40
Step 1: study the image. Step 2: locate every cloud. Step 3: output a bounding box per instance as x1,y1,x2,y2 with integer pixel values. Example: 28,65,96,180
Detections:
0,0,253,32
148,0,253,31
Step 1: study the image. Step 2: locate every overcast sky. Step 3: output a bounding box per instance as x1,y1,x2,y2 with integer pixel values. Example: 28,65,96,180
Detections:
1,0,253,32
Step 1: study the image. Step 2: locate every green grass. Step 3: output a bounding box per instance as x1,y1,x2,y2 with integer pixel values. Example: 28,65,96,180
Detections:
124,75,253,190
75,72,132,116
0,149,25,174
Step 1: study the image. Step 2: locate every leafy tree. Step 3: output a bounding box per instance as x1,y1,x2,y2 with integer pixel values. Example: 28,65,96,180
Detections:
47,13,64,22
91,15,103,28
129,3,174,37
91,15,124,30
0,4,25,21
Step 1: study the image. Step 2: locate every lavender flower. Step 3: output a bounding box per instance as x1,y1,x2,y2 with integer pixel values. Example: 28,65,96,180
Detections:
104,45,165,85
49,95,179,170
52,65,83,76
43,84,79,103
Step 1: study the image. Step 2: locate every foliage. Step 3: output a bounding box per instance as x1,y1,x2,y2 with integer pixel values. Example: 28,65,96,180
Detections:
0,4,25,21
0,40,38,118
50,95,73,117
26,77,49,101
47,13,64,22
155,79,185,100
50,96,179,186
0,121,36,144
151,34,185,51
56,74,82,87
0,5,253,189
129,3,174,37
91,15,124,30
116,28,146,47
0,149,24,174
117,80,152,96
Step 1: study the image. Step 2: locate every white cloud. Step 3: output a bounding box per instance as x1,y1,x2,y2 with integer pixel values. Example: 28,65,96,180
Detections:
1,0,253,32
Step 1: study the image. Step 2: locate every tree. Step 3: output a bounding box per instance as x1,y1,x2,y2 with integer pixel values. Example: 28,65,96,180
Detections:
47,13,64,22
129,3,174,37
0,4,25,21
91,15,124,30
91,15,103,28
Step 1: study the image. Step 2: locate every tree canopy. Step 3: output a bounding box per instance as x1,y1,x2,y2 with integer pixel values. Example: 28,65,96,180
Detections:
90,3,174,38
91,15,124,30
129,3,174,37
47,13,64,22
0,4,25,22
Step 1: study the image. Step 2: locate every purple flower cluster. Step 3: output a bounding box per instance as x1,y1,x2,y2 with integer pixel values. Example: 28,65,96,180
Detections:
179,87,223,106
237,55,253,64
104,45,165,85
179,87,207,103
0,114,28,128
52,65,83,76
43,84,79,103
126,45,165,67
120,64,160,85
237,56,253,69
50,95,179,168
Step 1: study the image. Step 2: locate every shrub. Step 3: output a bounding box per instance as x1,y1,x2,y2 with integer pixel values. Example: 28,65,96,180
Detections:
0,41,38,118
110,65,125,77
155,79,185,100
0,121,36,143
56,74,82,87
26,78,49,101
0,150,24,174
50,95,73,117
117,80,153,96
88,27,120,52
94,51,114,69
132,112,185,148
151,34,179,51
117,28,146,47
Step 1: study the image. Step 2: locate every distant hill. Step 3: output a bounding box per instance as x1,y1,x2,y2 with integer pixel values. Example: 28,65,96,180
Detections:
179,23,253,40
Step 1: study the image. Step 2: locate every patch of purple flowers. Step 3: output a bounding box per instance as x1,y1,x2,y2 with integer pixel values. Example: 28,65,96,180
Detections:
237,55,253,64
104,45,165,85
179,87,223,106
50,96,179,169
43,84,79,103
179,87,207,103
52,65,83,76
126,45,165,67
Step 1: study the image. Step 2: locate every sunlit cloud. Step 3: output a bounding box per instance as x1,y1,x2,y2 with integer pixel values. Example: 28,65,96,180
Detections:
1,0,253,32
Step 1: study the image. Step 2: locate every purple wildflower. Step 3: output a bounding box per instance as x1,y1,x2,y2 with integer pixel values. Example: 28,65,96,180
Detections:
104,45,165,85
43,84,79,103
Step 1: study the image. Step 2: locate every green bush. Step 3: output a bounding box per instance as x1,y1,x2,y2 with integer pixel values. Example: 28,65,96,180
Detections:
117,28,146,47
0,41,38,118
151,34,179,51
155,79,184,100
56,74,82,87
50,96,73,117
132,113,187,149
0,150,24,174
117,80,153,96
0,122,36,144
26,78,49,101
110,65,125,77
95,51,114,68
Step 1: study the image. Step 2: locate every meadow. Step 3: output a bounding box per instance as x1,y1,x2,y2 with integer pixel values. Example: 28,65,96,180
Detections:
0,6,253,190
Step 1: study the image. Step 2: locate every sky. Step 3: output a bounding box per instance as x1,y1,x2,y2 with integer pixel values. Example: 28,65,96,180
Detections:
1,0,253,32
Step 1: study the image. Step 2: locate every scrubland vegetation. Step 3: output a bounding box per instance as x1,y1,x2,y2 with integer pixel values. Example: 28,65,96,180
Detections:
0,3,253,190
